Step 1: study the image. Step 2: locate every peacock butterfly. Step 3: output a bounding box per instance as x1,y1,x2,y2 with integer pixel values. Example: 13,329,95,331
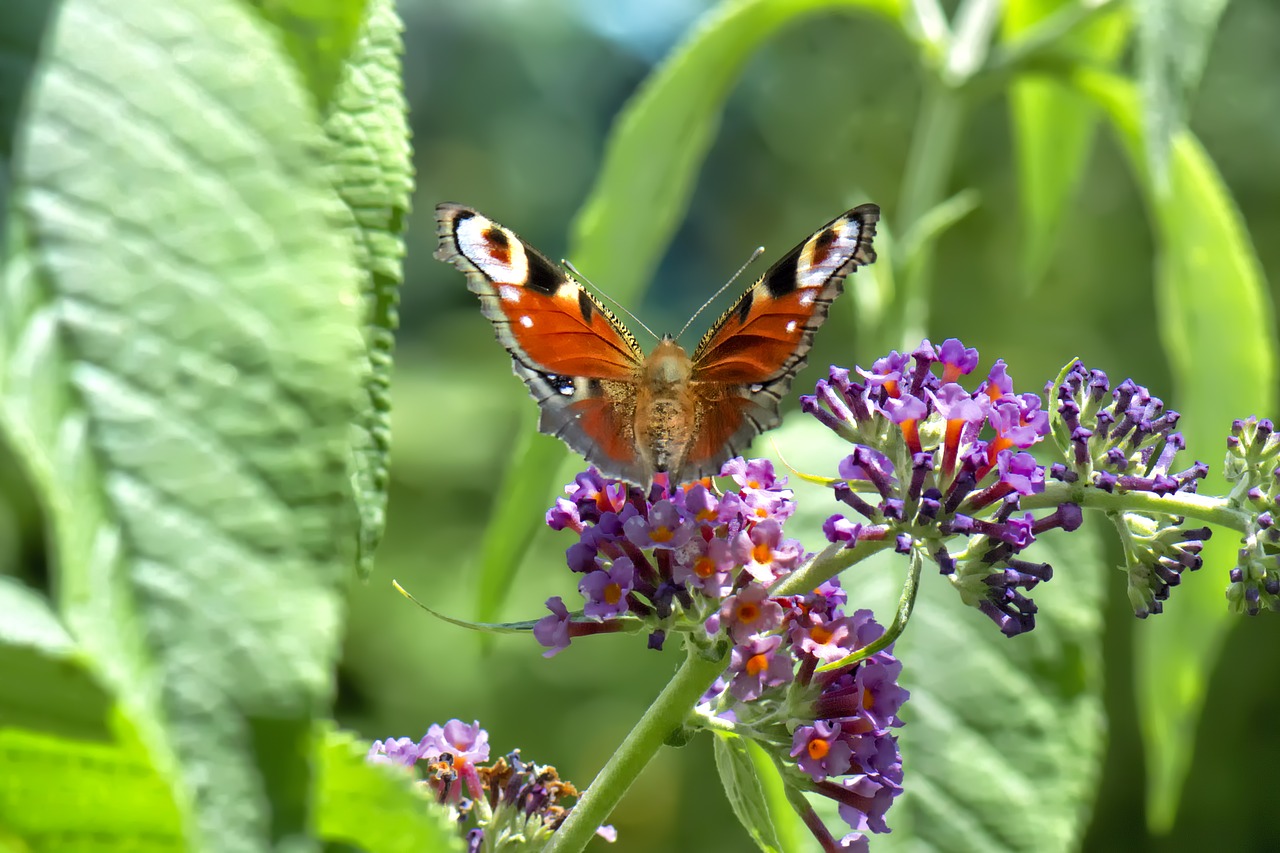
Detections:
434,203,880,486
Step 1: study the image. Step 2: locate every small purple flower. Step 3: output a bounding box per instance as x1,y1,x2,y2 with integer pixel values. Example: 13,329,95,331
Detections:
367,736,425,768
672,536,735,597
623,499,695,549
727,634,793,701
731,519,804,582
937,338,979,382
534,596,572,657
791,720,853,781
580,558,636,619
717,586,785,643
823,514,863,547
790,612,857,663
722,456,784,491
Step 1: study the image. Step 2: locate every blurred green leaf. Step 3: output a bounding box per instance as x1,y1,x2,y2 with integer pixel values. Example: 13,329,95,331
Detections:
474,0,901,625
1003,0,1129,286
1071,67,1277,833
0,577,112,741
713,733,784,852
316,727,461,853
243,0,370,110
0,728,183,849
775,416,1108,852
0,0,61,249
323,0,413,578
0,0,365,847
1134,0,1231,189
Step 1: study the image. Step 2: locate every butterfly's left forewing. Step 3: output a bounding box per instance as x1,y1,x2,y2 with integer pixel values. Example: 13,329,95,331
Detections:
683,204,880,476
434,204,652,482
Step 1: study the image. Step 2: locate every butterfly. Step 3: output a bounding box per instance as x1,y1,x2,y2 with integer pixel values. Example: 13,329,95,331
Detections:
434,203,880,486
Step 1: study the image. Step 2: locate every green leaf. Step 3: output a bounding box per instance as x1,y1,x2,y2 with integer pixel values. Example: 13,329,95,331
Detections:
774,416,1108,852
713,732,784,853
316,728,461,853
472,0,901,624
323,0,413,578
0,0,62,247
0,0,365,848
243,0,370,110
1070,68,1277,832
0,727,184,850
1002,0,1129,286
1134,0,1230,189
0,577,112,741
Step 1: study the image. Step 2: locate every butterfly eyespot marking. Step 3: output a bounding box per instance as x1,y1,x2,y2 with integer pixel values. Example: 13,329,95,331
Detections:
456,215,530,285
542,373,576,396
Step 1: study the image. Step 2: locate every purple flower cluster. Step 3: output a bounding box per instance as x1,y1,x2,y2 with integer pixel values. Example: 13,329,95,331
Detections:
1226,416,1280,614
367,719,615,848
802,339,1083,636
1052,361,1211,615
536,458,804,655
702,586,909,852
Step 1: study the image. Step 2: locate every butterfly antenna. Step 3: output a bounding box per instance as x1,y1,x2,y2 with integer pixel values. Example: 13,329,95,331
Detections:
563,259,660,342
675,245,766,342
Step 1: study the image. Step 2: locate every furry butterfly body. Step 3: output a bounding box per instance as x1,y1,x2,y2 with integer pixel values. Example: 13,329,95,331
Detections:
434,203,880,485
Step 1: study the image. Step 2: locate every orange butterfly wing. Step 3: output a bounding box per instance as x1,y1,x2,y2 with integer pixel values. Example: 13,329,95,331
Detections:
434,204,650,482
683,205,880,477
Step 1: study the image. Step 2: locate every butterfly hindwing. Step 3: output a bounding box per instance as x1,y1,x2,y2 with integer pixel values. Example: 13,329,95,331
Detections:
683,204,880,475
434,204,648,479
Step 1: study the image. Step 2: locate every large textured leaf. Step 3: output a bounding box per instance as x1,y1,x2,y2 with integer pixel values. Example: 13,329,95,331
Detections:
0,0,365,848
1002,0,1129,285
323,0,412,577
0,728,183,850
1071,68,1276,831
775,415,1108,851
473,0,900,624
243,0,370,110
0,576,111,740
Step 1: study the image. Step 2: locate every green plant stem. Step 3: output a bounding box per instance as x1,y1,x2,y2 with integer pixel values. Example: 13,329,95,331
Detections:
772,538,896,598
816,546,923,672
1020,481,1246,530
546,643,727,853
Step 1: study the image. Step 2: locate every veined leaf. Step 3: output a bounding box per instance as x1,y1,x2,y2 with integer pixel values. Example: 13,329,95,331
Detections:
1071,67,1276,832
0,0,365,847
323,0,413,578
243,0,370,110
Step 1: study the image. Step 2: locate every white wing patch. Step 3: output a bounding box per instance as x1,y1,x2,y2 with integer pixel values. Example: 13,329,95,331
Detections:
796,220,863,289
455,214,530,285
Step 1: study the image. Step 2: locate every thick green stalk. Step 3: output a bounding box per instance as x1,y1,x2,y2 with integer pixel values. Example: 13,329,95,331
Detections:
545,643,727,853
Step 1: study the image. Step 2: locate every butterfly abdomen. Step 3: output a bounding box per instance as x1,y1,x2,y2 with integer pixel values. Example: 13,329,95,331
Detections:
635,339,697,479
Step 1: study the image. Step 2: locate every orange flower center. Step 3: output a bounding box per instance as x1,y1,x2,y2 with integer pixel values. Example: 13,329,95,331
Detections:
751,541,772,564
694,556,716,578
737,602,760,623
604,582,623,605
862,687,876,710
807,738,830,760
650,526,674,543
810,625,834,645
696,508,718,522
745,653,770,676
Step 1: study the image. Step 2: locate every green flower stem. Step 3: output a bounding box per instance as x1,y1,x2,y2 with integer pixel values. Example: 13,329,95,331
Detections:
816,546,923,673
546,643,727,853
772,538,896,598
1020,481,1246,530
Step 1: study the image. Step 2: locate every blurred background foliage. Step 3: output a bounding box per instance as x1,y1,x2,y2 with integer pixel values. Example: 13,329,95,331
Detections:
338,0,1280,850
2,0,1267,849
